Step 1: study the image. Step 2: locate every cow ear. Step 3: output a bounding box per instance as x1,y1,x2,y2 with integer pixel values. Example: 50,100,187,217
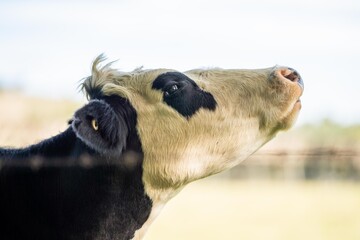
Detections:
71,99,129,158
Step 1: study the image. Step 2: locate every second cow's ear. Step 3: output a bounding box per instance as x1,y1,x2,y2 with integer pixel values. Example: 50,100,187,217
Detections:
71,99,128,158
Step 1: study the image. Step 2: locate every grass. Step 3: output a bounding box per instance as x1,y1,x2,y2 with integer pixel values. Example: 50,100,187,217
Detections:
0,91,81,147
145,178,360,240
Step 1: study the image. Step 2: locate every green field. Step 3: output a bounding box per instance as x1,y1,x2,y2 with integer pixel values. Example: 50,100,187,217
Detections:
145,179,360,240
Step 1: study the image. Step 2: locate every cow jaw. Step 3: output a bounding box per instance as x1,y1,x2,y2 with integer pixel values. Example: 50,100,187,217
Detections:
139,111,271,204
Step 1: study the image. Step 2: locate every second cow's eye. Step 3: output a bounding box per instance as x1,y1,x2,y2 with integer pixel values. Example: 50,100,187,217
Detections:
91,118,99,131
164,84,179,97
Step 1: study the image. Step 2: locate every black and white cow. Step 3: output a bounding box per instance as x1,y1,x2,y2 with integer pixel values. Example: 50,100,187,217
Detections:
0,55,304,240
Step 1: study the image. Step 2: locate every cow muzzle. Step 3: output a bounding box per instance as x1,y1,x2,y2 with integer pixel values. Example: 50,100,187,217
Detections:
271,66,304,106
276,67,304,90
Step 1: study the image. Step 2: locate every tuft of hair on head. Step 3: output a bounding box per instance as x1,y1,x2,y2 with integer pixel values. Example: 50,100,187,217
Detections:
80,54,119,100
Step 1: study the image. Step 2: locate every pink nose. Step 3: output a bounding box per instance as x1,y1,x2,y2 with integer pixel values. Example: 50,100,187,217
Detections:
276,67,304,90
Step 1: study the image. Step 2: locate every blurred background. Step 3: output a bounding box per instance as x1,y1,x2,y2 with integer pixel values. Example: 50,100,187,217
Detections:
0,0,359,239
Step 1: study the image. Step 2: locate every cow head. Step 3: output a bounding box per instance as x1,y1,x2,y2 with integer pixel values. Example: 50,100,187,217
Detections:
82,55,303,202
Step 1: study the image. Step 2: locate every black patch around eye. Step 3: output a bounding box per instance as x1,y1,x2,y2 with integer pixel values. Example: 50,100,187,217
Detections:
152,72,217,118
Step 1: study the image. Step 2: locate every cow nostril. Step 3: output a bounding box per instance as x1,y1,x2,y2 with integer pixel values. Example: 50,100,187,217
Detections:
277,67,304,90
280,69,299,82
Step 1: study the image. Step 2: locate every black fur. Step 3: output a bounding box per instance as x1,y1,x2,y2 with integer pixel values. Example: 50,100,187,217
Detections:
0,127,94,160
0,95,152,240
152,72,217,118
71,99,128,158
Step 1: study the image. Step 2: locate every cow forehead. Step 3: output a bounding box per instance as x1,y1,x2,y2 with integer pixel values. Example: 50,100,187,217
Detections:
83,55,275,104
95,69,271,116
105,67,274,89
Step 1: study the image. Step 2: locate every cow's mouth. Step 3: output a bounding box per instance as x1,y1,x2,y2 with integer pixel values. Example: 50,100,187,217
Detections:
293,98,302,110
269,67,304,130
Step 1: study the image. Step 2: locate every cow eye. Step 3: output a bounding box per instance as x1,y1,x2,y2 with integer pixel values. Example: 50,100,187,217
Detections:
164,84,179,97
91,119,99,131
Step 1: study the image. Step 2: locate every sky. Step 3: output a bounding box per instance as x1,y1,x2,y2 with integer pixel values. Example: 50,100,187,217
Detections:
0,0,359,125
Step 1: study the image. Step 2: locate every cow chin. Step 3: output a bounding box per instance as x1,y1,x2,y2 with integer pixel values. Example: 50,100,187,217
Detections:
270,90,303,133
281,100,302,129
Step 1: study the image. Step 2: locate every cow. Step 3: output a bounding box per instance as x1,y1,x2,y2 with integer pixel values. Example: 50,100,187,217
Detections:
0,55,304,240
